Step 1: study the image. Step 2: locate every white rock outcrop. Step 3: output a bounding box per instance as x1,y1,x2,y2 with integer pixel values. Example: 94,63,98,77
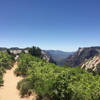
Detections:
81,55,100,72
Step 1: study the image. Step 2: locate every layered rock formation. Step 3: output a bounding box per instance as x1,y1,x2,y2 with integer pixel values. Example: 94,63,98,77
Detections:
66,47,100,67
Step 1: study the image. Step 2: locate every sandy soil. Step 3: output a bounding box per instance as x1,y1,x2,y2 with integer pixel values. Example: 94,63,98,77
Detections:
0,62,36,100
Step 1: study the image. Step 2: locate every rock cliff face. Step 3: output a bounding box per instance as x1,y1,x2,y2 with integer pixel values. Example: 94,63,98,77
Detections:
41,50,51,62
81,55,100,73
9,48,29,54
66,47,100,67
0,47,29,55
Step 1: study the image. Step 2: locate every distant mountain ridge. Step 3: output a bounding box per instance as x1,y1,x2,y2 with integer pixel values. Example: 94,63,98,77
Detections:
45,50,74,65
66,46,100,67
2,46,100,68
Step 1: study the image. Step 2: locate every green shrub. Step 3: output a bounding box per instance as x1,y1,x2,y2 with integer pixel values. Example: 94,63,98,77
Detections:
16,54,100,100
14,54,34,76
17,78,33,96
0,52,14,86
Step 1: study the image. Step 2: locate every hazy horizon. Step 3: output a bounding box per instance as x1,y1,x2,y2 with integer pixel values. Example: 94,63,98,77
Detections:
1,46,100,52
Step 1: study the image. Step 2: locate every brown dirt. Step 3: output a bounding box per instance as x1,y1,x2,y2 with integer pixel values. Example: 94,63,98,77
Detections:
0,62,36,100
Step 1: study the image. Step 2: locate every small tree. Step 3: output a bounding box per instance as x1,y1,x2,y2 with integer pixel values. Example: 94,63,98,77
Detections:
29,46,42,58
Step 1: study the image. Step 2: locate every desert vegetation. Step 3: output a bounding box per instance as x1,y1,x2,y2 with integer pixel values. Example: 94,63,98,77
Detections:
0,52,14,86
15,53,100,100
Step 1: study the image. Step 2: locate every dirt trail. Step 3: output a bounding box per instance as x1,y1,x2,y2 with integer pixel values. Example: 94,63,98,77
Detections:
0,62,35,100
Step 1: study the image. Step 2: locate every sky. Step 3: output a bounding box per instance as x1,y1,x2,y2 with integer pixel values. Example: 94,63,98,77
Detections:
0,0,100,51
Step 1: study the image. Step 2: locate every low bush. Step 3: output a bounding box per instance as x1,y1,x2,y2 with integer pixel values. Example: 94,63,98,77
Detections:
0,52,14,86
15,54,100,100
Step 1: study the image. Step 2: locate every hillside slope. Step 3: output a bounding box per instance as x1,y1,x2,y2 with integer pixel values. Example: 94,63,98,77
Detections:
45,50,73,65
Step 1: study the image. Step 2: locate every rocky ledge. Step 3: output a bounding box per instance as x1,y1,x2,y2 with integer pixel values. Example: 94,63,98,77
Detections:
81,55,100,73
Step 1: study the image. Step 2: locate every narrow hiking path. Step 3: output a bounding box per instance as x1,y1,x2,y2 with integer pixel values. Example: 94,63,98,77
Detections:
0,62,36,100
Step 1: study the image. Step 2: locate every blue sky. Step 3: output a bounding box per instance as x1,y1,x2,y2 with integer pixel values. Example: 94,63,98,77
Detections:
0,0,100,51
